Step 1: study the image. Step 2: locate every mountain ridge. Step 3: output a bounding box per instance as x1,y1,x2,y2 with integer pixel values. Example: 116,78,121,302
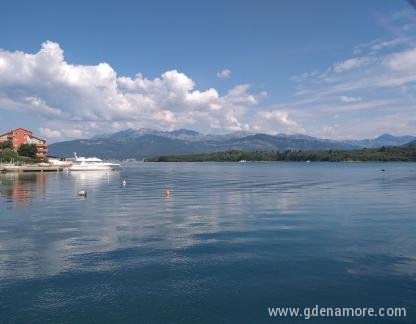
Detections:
48,129,416,160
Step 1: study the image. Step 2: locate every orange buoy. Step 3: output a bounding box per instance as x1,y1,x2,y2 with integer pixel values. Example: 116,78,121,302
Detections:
165,190,171,197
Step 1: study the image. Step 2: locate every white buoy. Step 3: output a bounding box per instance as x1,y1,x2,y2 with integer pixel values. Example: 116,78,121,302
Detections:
78,190,87,197
122,180,127,187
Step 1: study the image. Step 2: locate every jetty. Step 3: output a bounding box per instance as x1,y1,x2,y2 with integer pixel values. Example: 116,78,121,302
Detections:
1,165,64,173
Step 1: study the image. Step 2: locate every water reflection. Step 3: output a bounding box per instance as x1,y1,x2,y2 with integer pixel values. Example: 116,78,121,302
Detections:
0,163,415,323
0,172,48,209
70,170,118,193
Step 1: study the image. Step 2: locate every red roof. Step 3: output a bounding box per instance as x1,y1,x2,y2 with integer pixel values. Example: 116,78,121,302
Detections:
0,128,33,137
0,128,46,142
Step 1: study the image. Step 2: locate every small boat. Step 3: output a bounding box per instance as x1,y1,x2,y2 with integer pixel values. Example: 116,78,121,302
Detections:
69,153,120,171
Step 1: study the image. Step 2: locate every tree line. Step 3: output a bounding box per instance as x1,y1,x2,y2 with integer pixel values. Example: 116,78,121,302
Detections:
145,146,416,162
0,140,41,163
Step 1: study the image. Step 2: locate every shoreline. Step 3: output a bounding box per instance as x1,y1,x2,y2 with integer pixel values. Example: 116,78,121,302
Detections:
144,147,416,163
143,160,415,163
0,165,65,173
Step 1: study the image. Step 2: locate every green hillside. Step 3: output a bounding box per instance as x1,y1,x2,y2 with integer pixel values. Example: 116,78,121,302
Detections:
145,146,416,162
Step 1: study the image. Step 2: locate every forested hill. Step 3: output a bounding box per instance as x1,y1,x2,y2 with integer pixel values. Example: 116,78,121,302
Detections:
145,146,416,162
48,128,416,160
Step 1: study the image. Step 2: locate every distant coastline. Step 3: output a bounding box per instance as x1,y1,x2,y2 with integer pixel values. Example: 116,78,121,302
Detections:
48,129,416,161
144,145,416,162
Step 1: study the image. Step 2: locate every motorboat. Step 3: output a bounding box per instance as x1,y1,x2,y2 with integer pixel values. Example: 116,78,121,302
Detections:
69,153,120,171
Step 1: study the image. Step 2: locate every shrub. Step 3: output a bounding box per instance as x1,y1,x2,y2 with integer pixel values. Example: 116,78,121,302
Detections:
17,143,37,158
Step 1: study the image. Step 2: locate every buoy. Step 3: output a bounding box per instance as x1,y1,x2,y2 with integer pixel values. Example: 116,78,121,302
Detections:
78,190,87,197
165,190,171,197
381,169,385,172
122,180,127,187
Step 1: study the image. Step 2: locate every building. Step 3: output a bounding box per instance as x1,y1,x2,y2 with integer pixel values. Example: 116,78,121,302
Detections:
0,128,48,158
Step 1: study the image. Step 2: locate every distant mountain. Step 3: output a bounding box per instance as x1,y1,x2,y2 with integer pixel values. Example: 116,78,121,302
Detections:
49,134,212,160
214,134,356,152
48,129,416,160
93,128,253,142
404,139,416,147
93,128,204,141
344,133,416,148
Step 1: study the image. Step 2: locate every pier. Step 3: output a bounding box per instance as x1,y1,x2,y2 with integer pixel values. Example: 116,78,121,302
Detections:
0,165,64,173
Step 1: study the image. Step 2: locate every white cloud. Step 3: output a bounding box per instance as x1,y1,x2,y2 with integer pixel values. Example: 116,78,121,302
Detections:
216,68,231,79
384,48,416,72
224,84,260,105
0,42,271,139
39,125,94,140
339,96,362,103
332,57,371,73
255,110,305,133
353,38,409,55
286,10,416,138
38,127,62,139
2,36,415,141
369,38,407,52
280,20,416,139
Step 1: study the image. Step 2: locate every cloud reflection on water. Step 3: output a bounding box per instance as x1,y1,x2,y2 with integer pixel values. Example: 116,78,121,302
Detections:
0,163,415,283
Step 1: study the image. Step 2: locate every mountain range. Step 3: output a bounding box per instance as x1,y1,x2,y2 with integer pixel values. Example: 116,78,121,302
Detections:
48,129,416,160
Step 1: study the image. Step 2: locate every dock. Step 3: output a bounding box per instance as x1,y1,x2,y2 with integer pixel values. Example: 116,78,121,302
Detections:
1,165,64,173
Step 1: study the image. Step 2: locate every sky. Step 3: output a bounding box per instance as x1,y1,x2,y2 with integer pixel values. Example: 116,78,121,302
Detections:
0,0,415,142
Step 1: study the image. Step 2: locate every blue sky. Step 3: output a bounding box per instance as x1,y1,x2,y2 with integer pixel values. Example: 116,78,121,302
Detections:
0,0,415,141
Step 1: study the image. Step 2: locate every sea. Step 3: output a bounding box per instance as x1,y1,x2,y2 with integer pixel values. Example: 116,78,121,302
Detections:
0,162,415,323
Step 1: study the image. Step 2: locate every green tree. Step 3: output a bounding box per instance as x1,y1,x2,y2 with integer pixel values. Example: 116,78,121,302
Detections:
18,143,37,158
0,148,19,162
0,140,12,149
144,146,416,162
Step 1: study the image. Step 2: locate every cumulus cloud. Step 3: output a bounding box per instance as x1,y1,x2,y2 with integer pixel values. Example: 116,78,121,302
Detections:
39,127,62,139
255,110,305,133
0,42,282,139
3,34,415,141
38,127,85,140
216,68,231,79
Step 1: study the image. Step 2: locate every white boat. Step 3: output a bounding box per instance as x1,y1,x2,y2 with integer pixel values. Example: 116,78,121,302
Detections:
69,153,120,171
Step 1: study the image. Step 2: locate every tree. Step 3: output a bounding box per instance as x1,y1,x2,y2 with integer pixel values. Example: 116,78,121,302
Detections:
0,148,18,162
18,143,37,158
0,140,12,150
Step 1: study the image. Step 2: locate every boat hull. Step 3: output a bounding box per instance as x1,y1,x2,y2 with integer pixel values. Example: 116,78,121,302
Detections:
69,164,119,171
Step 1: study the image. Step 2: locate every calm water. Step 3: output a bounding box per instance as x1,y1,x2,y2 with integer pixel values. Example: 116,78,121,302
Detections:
0,162,415,323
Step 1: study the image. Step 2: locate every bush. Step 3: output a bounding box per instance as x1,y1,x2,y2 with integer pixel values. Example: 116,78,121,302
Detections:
0,140,12,149
17,143,37,158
